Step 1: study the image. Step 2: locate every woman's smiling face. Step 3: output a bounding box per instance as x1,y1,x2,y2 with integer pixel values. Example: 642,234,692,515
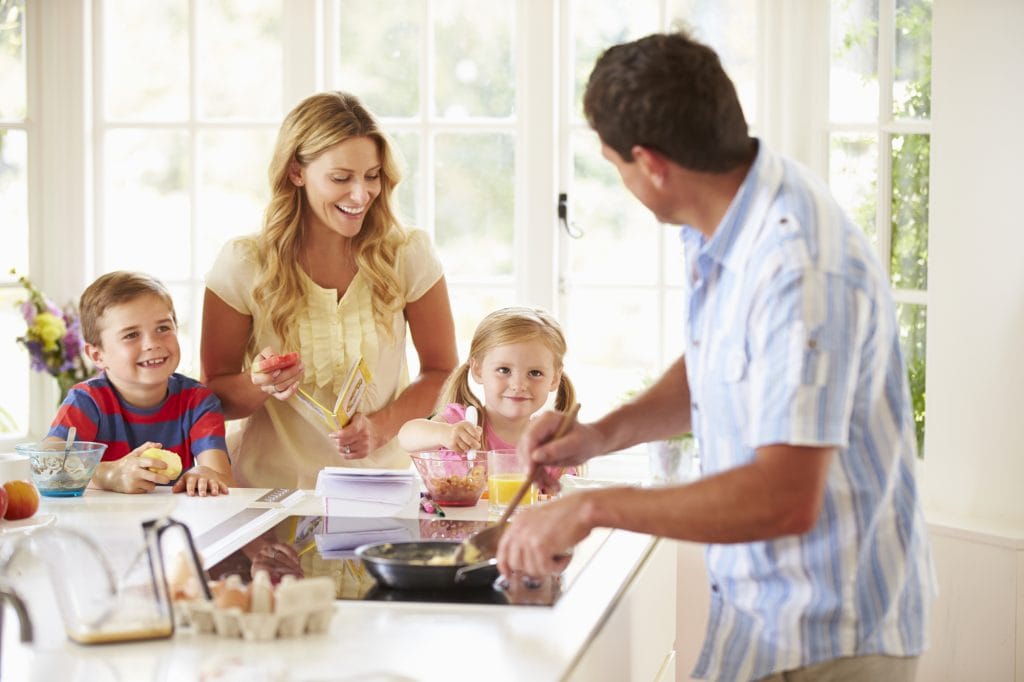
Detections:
293,136,382,238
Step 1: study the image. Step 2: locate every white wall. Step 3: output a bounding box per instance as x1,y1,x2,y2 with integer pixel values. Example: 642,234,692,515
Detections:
922,0,1024,533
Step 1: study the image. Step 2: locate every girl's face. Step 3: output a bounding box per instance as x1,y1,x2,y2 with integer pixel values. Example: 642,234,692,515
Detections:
291,136,382,239
470,341,561,422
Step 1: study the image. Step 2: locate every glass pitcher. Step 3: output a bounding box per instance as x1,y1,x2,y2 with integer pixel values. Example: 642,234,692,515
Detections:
0,517,210,645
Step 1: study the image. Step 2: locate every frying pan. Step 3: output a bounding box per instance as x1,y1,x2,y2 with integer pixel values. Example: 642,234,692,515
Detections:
355,540,499,591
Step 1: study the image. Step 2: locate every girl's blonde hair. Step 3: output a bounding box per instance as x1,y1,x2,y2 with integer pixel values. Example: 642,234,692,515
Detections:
247,91,408,353
437,306,576,427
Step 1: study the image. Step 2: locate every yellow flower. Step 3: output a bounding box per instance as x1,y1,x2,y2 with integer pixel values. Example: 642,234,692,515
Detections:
32,312,67,352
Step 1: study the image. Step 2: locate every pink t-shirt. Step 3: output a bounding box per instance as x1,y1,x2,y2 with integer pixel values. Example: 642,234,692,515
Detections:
437,403,579,476
438,403,514,451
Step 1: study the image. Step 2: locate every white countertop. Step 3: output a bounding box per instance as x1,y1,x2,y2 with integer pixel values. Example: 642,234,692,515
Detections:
1,453,668,682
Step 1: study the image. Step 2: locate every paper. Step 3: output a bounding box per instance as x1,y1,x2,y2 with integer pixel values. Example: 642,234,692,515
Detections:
315,467,418,518
294,357,372,431
315,517,415,558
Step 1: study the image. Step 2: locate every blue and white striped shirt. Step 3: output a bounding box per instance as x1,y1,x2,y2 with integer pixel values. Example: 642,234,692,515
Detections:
684,141,936,681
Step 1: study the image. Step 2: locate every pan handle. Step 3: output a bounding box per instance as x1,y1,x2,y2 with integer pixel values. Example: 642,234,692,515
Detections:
454,558,498,583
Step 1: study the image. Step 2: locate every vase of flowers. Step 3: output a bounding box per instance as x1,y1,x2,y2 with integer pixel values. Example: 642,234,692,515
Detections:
12,270,94,405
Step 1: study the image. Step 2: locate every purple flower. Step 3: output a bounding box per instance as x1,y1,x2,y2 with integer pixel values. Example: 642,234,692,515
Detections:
20,300,36,324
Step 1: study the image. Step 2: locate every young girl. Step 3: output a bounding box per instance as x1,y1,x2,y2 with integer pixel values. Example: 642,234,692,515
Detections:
398,306,576,455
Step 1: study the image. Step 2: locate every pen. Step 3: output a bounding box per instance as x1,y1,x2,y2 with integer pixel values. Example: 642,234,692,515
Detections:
419,492,446,518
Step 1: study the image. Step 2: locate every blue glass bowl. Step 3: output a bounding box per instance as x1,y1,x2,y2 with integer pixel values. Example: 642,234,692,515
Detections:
16,441,107,497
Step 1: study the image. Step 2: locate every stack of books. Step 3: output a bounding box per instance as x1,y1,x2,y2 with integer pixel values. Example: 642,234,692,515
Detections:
314,467,418,517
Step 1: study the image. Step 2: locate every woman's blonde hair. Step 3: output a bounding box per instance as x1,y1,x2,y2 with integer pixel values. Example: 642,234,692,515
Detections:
437,306,576,428
248,91,407,352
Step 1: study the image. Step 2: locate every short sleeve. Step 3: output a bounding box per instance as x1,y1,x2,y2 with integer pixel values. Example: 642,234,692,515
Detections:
746,267,863,448
48,385,101,442
205,236,259,315
400,229,444,303
438,403,466,424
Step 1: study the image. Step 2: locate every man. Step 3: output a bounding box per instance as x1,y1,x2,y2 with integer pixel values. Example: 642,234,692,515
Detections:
497,31,935,681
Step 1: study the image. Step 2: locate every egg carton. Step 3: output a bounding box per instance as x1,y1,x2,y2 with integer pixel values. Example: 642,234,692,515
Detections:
177,575,336,641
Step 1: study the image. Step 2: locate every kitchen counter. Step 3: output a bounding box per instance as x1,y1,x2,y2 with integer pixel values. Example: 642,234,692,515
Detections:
0,455,677,682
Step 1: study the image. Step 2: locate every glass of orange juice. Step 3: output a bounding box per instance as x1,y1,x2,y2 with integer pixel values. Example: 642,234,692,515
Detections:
486,449,537,516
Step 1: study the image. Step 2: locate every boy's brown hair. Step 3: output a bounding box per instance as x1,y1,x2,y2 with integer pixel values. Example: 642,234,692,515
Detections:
80,271,177,347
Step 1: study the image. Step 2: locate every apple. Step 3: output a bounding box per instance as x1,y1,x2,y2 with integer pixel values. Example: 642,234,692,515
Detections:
3,480,40,520
0,484,8,519
254,352,299,373
143,448,183,479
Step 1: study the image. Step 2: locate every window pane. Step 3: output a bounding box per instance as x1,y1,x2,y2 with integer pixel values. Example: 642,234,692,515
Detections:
434,132,514,280
897,302,926,454
669,0,759,124
890,133,929,289
167,283,197,377
572,0,659,118
103,130,190,279
893,0,931,119
390,131,422,228
448,286,515,359
197,0,283,120
196,129,275,274
0,128,27,275
434,0,514,119
564,289,661,419
830,0,878,124
829,133,877,242
104,0,188,121
336,0,421,118
0,288,29,437
571,130,658,285
0,0,26,120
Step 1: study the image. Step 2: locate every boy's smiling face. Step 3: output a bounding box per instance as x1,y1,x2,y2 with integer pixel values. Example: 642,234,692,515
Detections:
86,293,180,404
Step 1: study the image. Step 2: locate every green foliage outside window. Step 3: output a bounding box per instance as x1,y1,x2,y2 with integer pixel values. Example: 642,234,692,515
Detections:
835,0,931,455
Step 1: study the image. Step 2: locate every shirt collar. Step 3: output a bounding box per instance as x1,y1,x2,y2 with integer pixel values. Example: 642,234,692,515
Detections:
680,139,783,273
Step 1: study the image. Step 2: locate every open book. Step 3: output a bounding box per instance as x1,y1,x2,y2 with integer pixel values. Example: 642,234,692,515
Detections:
294,357,372,431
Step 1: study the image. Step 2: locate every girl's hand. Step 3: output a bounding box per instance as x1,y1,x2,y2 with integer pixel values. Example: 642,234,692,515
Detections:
96,441,172,494
329,413,382,460
443,421,483,453
172,466,231,497
250,346,305,401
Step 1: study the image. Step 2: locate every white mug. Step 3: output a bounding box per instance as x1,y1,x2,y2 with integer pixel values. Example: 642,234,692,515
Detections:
0,452,32,484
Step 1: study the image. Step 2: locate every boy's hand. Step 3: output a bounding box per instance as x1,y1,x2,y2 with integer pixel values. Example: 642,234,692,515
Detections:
94,441,172,494
172,466,231,497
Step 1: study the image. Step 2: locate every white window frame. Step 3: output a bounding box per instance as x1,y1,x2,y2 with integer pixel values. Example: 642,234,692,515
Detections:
14,0,796,442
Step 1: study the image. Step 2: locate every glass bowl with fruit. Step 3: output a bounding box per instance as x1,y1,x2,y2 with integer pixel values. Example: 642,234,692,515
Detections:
16,440,108,497
409,450,488,507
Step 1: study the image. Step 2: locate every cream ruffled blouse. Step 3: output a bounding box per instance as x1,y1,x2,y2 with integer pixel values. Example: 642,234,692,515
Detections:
205,229,444,489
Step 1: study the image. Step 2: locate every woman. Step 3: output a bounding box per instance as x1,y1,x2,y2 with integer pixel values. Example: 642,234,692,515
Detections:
201,91,458,488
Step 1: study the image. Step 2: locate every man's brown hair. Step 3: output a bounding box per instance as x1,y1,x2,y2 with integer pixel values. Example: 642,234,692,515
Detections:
583,30,754,172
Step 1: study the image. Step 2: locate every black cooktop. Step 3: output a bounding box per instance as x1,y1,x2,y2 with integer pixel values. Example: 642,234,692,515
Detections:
205,515,573,606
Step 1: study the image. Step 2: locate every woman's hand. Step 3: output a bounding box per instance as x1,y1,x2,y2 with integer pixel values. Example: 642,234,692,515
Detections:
92,441,172,494
250,346,305,400
329,412,383,460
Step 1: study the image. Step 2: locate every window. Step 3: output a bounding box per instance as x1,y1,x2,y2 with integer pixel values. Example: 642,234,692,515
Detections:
0,0,29,441
563,0,760,416
828,0,931,453
95,0,284,376
13,0,767,438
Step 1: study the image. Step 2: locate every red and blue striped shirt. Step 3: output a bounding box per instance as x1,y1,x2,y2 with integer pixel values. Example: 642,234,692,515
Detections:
48,372,227,476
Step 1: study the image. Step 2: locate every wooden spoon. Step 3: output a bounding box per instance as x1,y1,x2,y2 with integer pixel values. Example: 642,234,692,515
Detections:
455,403,580,564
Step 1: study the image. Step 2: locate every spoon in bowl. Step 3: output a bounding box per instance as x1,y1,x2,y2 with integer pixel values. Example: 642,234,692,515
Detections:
455,403,580,564
62,426,77,473
464,405,479,462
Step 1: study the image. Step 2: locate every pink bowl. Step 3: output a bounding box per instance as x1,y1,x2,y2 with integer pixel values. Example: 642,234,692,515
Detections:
409,451,488,507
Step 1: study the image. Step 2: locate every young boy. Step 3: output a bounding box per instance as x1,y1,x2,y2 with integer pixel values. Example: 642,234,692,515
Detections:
48,271,234,496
